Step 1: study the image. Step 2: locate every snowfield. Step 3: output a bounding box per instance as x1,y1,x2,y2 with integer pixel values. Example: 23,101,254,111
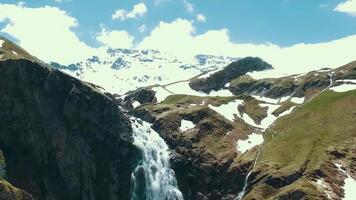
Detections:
180,120,195,131
58,48,237,94
236,133,264,153
208,100,243,122
330,80,356,92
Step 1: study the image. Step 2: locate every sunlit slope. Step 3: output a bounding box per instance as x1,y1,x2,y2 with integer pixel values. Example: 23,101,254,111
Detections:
246,90,356,199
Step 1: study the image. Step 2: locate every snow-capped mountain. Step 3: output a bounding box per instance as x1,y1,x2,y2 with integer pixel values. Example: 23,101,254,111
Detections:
51,48,238,94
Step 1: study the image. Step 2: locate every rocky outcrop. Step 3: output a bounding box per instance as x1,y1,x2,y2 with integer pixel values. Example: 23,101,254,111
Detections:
189,57,273,93
0,59,140,200
121,88,157,110
0,179,33,200
229,60,356,100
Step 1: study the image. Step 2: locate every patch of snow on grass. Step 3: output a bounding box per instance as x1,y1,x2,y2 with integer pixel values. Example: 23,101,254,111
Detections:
0,39,4,47
152,87,172,102
240,112,258,127
279,106,296,117
236,133,264,153
341,79,356,84
180,120,195,131
252,95,279,104
208,100,241,122
290,97,305,104
132,101,141,108
330,84,356,93
11,50,18,55
259,103,281,130
225,82,230,87
279,96,291,103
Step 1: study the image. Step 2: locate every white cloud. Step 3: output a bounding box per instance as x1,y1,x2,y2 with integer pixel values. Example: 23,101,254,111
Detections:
139,24,147,33
0,3,95,65
96,28,134,49
183,0,194,13
112,3,147,21
16,1,25,7
196,14,206,22
138,19,356,75
334,0,356,16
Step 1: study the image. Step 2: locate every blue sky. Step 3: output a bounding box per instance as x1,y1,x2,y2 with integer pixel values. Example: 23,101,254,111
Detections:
1,0,356,74
1,0,356,46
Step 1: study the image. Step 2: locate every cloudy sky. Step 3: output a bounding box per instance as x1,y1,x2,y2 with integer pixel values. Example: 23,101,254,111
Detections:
1,0,356,74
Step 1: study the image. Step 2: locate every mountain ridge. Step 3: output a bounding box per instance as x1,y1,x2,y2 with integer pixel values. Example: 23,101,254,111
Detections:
1,35,356,200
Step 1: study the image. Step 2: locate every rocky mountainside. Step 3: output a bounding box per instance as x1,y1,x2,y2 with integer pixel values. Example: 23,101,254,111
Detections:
1,35,356,200
123,55,356,199
0,36,140,200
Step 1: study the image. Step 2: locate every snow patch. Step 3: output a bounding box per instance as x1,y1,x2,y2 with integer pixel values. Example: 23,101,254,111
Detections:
236,133,264,153
208,100,242,122
209,89,234,96
252,95,279,104
279,96,291,103
239,112,258,127
0,39,4,47
330,84,356,93
259,103,281,130
338,79,356,84
11,50,18,55
344,175,356,200
152,87,172,102
290,97,305,104
330,80,356,92
132,101,141,108
335,164,356,200
278,106,296,117
180,120,195,131
225,82,230,87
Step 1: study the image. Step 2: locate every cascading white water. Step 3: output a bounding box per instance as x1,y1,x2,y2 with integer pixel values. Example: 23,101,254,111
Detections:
235,146,263,200
130,117,184,200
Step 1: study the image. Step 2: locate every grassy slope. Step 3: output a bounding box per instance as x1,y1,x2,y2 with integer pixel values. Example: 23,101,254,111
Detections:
259,90,356,172
246,90,356,199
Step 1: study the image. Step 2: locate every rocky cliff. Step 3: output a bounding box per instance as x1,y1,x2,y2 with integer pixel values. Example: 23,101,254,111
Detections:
0,37,140,200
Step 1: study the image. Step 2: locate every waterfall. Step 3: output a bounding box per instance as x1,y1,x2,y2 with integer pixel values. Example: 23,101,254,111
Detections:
235,146,263,200
130,117,184,200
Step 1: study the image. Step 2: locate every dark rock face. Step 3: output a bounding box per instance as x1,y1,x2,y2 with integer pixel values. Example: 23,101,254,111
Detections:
122,88,157,110
277,190,306,200
0,59,140,200
189,57,273,93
